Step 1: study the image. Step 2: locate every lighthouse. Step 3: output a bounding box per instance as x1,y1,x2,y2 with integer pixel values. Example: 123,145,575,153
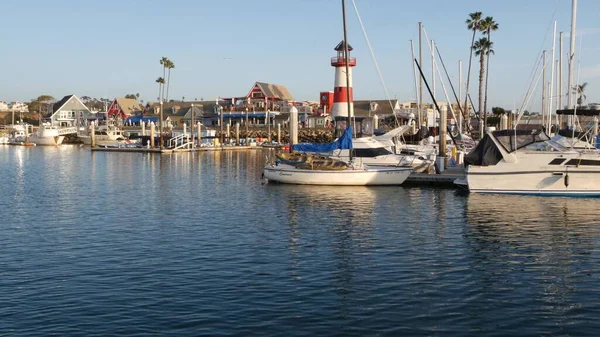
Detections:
330,40,356,120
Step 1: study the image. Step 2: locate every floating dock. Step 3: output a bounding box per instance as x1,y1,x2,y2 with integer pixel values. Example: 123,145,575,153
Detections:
404,166,464,187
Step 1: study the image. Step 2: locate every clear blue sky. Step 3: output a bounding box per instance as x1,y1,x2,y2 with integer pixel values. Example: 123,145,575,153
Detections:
1,0,598,111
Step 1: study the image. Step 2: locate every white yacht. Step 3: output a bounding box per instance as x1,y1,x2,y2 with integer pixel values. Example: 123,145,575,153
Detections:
29,124,67,146
78,122,128,145
458,129,600,196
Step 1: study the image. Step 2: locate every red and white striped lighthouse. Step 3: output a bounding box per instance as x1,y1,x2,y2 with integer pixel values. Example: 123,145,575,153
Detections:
330,40,356,119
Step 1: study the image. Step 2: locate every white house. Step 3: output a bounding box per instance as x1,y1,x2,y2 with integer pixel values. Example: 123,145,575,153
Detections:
9,101,28,113
0,101,8,111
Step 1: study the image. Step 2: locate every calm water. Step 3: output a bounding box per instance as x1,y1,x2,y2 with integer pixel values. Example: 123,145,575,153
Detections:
1,146,600,336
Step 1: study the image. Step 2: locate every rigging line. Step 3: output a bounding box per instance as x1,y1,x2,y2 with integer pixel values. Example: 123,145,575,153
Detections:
350,0,398,125
436,45,471,134
519,1,559,110
516,54,550,125
410,40,419,105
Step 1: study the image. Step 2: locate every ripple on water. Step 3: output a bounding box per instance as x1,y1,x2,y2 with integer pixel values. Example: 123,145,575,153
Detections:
1,147,600,336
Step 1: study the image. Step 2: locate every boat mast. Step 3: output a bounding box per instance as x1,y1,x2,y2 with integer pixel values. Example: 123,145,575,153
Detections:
548,21,557,134
341,0,353,161
567,0,577,113
418,22,423,130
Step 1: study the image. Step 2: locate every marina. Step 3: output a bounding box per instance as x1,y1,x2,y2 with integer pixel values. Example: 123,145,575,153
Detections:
3,0,600,335
2,146,600,336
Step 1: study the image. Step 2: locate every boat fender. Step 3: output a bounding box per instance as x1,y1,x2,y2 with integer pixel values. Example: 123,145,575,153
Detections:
564,173,569,188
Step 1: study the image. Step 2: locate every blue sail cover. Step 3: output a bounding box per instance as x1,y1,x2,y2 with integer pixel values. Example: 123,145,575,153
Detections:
292,127,353,152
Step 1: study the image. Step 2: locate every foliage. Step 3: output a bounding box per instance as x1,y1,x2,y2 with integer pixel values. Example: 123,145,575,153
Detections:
27,95,55,114
491,107,505,115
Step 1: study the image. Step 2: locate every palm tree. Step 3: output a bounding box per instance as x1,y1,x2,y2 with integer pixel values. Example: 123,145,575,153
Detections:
473,37,494,138
576,82,588,106
166,60,175,102
155,77,165,103
464,12,483,123
481,16,499,130
159,57,169,102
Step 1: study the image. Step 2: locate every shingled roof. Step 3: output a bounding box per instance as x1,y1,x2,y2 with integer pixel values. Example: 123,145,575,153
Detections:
253,82,294,101
115,98,142,115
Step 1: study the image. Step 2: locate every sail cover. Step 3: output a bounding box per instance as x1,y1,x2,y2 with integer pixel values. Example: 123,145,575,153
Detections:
292,127,353,152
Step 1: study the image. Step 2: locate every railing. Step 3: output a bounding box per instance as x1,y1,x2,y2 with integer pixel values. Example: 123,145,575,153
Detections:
330,57,356,66
167,134,193,149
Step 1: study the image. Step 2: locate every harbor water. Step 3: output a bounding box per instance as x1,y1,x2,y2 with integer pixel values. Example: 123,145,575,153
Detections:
1,146,600,336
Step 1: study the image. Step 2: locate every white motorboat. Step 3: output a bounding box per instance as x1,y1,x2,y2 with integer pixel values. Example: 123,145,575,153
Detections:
28,124,66,146
78,122,128,145
460,129,600,196
7,124,31,145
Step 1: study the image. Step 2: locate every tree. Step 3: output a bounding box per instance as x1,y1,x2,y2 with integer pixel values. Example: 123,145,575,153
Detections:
491,107,505,115
464,11,483,127
473,37,494,138
27,95,55,116
165,59,175,102
481,16,498,130
523,110,530,116
159,57,169,103
136,93,140,99
125,94,137,99
155,77,165,103
576,82,588,106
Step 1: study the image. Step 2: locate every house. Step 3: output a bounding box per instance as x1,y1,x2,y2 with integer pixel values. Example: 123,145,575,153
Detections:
0,101,9,111
9,101,28,113
220,82,294,113
48,95,91,127
107,98,142,119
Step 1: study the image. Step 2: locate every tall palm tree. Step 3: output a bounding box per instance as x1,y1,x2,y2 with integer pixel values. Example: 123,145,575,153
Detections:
159,57,169,102
155,77,165,103
464,11,483,124
576,82,588,106
166,60,175,102
473,37,494,138
481,16,499,130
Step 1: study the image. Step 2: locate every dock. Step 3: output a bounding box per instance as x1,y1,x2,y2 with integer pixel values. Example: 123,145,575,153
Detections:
404,166,464,187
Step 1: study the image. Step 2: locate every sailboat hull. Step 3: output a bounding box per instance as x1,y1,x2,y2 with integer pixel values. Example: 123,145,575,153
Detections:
264,164,412,186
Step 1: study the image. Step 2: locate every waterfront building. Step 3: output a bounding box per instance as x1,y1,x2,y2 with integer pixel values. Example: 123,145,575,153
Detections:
107,98,142,119
9,101,28,113
48,95,91,127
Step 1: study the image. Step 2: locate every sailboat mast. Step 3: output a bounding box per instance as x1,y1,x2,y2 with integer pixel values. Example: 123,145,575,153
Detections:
567,0,577,111
341,0,353,161
418,22,423,130
548,21,557,133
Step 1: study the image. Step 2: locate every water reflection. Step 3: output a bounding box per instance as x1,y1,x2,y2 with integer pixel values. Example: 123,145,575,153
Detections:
464,193,600,331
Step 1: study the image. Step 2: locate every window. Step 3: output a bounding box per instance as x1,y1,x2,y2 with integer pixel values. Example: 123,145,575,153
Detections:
548,158,567,165
354,147,392,157
565,158,600,166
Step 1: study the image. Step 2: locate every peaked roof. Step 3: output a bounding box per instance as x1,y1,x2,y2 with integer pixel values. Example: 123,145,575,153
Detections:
51,94,90,116
334,40,353,52
115,98,141,115
253,82,294,101
52,95,74,114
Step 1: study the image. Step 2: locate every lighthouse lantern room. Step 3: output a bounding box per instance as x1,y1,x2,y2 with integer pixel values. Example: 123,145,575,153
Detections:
330,40,356,121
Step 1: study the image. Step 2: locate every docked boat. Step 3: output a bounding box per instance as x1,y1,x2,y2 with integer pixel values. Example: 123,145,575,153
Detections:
458,129,600,196
264,127,413,186
28,124,66,146
78,122,128,145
